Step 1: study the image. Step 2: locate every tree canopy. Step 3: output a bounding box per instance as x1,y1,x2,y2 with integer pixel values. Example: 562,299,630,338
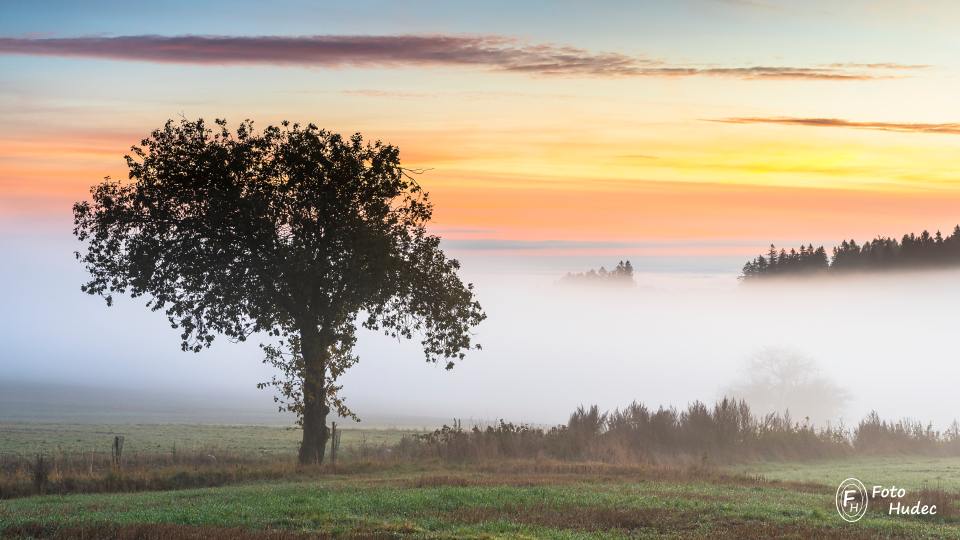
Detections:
73,118,485,463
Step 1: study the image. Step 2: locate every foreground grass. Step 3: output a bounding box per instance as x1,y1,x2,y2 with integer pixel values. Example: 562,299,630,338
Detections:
2,463,960,539
732,456,960,491
6,421,960,538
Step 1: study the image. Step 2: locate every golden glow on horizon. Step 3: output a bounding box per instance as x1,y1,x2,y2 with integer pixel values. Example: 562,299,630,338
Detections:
5,120,960,249
4,61,960,255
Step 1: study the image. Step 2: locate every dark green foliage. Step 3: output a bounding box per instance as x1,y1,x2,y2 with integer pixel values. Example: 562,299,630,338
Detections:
72,118,485,464
741,226,960,279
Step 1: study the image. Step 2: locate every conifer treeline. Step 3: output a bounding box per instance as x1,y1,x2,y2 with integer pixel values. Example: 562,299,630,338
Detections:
741,226,960,279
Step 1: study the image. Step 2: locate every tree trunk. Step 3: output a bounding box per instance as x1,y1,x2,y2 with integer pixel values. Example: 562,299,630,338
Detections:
298,327,330,465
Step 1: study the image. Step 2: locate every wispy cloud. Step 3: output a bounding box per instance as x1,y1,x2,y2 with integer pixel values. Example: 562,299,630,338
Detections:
0,34,921,81
0,34,653,76
710,0,782,9
825,62,930,70
341,89,435,99
441,238,761,251
615,154,660,161
710,117,960,135
688,67,879,80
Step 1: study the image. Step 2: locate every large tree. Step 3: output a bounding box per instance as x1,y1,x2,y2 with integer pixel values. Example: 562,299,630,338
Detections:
73,118,485,464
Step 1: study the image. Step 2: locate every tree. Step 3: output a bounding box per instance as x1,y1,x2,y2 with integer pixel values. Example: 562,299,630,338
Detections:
72,118,486,464
560,260,635,286
722,347,848,425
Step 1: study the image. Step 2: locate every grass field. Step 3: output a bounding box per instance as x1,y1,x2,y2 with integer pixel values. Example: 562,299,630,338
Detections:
5,423,960,538
734,455,960,491
3,461,960,539
0,423,416,457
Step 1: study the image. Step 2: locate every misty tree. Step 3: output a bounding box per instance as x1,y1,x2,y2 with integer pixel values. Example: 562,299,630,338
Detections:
560,260,634,286
722,347,848,426
741,244,828,279
72,118,485,464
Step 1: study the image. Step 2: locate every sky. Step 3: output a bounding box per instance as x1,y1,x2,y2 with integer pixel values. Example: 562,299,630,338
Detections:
4,0,960,262
3,1,960,424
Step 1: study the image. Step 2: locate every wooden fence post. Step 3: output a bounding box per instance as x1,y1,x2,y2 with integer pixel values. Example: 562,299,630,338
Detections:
112,435,124,470
330,422,338,468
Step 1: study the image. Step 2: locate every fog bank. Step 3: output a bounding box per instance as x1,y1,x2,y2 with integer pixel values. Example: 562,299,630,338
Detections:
3,225,959,429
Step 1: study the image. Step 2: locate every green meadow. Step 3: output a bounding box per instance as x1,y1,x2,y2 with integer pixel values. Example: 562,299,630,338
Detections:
4,419,960,540
0,422,415,457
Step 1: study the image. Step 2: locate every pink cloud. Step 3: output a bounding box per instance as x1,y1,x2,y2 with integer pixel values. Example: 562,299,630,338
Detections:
0,34,920,80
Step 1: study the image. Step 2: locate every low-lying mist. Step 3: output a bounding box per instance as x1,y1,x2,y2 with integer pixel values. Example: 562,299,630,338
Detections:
341,266,960,429
4,228,959,430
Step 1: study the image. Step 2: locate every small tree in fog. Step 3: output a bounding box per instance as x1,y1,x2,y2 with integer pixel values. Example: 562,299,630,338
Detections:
723,347,848,426
567,405,607,457
560,260,634,286
73,118,485,464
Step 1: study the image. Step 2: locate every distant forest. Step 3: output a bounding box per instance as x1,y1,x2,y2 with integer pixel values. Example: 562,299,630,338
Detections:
741,225,960,280
561,260,634,286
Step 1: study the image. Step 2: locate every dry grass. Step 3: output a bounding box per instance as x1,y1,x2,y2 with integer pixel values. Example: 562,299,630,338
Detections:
444,458,828,493
0,452,831,501
0,451,394,499
406,399,960,468
0,523,404,539
6,399,960,502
